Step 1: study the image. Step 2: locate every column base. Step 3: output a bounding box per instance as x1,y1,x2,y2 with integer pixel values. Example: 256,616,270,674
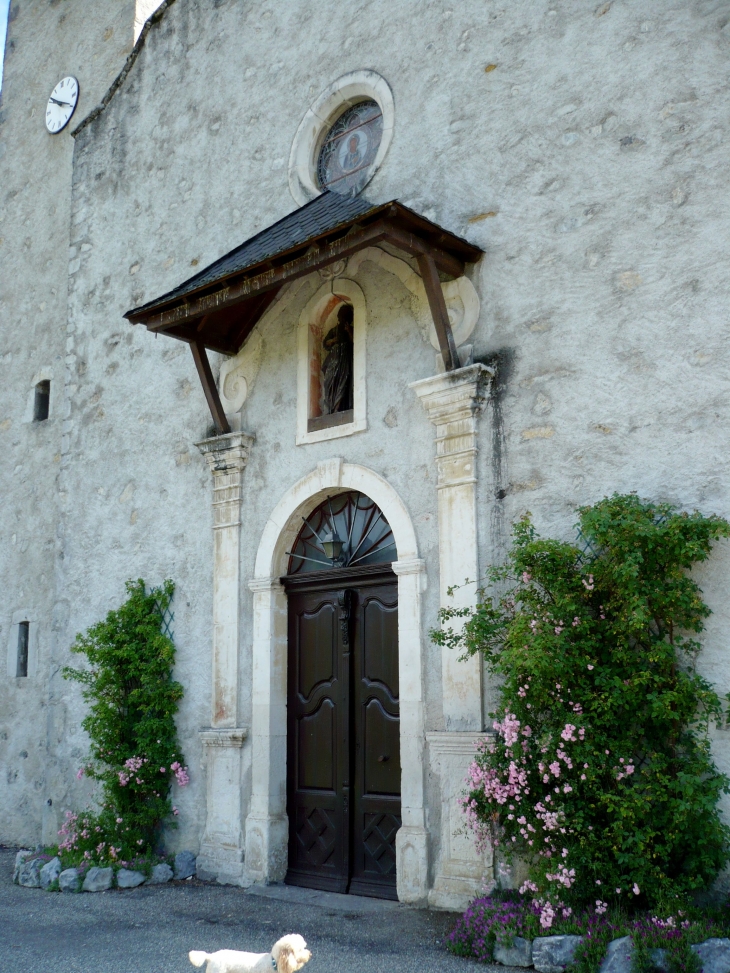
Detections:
395,825,429,904
198,728,248,885
243,812,288,885
427,732,492,911
196,844,248,886
428,873,488,911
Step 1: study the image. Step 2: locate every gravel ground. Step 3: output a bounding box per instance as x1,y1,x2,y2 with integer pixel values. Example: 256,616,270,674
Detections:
0,847,498,973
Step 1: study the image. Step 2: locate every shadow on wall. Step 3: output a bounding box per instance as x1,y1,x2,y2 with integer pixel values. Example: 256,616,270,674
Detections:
476,348,515,558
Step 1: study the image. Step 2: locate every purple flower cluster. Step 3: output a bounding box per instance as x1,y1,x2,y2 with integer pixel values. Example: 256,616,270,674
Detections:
447,895,541,962
447,894,726,973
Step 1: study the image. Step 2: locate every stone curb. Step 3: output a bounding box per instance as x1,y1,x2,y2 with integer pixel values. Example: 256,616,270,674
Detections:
12,852,197,892
488,934,730,973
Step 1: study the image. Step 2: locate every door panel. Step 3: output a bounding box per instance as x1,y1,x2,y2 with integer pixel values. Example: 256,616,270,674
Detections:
286,573,400,899
297,603,337,698
362,594,399,696
350,582,401,899
363,698,401,795
287,590,349,891
298,699,336,790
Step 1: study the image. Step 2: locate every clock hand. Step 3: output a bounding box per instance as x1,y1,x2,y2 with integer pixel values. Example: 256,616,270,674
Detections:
49,97,73,107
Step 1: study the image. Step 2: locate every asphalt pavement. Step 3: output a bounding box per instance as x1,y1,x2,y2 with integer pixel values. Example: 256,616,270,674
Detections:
0,847,497,973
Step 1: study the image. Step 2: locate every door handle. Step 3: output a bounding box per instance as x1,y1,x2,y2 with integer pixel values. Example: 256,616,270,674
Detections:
378,755,390,763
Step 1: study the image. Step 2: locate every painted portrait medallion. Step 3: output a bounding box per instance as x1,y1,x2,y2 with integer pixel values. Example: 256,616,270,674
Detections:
318,100,383,195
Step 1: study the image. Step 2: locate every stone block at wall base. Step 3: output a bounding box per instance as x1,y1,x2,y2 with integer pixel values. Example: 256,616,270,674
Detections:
40,857,61,889
148,863,173,884
533,935,583,973
599,936,632,973
196,854,248,886
59,868,81,892
174,851,197,879
395,826,429,905
117,869,146,888
18,858,42,888
426,732,492,911
428,874,488,912
691,938,730,973
82,867,113,892
494,937,533,968
13,850,33,883
243,813,288,886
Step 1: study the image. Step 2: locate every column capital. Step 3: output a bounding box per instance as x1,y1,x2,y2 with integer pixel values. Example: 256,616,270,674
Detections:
410,364,494,492
409,364,494,427
199,727,249,749
392,557,427,578
248,576,284,594
426,731,491,761
196,431,255,475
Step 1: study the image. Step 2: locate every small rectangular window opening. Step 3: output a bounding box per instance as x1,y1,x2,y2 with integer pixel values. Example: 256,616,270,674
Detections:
34,381,50,422
17,622,29,678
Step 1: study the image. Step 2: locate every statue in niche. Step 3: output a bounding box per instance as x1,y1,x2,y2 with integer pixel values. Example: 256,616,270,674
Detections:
321,303,354,415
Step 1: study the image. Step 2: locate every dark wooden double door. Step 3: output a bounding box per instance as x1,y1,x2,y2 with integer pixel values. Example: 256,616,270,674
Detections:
284,567,400,899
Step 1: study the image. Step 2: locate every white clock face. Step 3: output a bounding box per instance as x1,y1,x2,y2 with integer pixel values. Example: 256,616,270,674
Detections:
46,77,79,134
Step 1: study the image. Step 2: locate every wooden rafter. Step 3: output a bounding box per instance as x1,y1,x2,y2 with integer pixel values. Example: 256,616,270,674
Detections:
190,341,230,436
417,253,460,371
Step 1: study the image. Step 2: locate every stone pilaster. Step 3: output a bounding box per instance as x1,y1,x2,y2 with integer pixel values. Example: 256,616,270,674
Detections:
392,557,430,904
427,732,492,910
195,431,254,884
410,364,494,731
243,576,288,885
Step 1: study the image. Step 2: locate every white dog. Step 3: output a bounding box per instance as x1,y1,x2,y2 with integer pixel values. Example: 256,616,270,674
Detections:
189,934,311,973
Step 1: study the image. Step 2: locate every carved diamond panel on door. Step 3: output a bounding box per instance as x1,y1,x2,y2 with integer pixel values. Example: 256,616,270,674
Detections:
296,806,337,868
363,812,401,875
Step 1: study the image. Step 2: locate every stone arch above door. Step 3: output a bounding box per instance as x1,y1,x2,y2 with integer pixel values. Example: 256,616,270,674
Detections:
244,460,430,904
255,459,418,578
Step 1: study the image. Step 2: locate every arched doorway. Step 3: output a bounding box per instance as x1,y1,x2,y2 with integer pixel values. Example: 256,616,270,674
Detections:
283,491,400,899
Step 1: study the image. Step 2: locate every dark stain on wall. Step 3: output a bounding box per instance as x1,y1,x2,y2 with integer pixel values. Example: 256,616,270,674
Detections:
476,347,514,559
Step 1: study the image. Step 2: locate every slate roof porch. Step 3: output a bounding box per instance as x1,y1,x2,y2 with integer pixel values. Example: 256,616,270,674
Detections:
125,191,483,434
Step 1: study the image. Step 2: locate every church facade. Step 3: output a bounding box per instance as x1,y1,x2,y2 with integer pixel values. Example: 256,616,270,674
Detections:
2,0,730,908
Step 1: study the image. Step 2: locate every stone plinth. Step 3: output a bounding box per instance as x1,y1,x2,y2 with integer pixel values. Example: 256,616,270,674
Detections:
427,731,492,910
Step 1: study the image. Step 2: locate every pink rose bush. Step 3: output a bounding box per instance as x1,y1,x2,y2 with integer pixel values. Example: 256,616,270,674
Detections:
59,580,188,865
435,496,730,913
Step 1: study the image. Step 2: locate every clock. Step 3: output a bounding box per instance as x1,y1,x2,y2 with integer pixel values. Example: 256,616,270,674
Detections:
45,77,79,134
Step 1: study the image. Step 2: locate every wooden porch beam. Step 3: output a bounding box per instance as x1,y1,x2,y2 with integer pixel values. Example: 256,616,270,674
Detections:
381,223,465,279
191,340,231,436
416,253,460,371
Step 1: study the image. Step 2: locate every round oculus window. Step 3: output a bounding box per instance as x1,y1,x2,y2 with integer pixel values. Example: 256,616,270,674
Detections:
317,100,383,195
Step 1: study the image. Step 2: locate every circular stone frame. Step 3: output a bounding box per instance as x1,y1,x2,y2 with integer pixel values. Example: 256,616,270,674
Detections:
288,70,395,206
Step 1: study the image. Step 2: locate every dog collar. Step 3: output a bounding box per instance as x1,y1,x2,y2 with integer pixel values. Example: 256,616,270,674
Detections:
271,958,277,971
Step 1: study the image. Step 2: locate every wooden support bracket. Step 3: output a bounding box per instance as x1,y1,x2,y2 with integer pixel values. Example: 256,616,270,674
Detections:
191,341,231,436
417,253,460,371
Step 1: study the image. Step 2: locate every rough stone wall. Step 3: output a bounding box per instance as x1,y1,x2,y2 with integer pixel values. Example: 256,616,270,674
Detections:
0,0,136,845
4,0,730,864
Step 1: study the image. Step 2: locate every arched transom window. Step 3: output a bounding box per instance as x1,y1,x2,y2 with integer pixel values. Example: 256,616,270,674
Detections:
287,491,396,574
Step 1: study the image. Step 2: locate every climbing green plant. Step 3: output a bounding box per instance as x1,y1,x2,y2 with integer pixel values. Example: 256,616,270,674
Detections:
60,579,188,865
434,494,730,919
